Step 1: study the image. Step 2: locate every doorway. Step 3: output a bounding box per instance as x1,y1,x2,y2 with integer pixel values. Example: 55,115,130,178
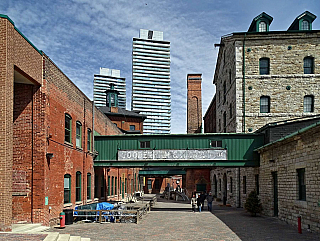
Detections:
272,172,278,217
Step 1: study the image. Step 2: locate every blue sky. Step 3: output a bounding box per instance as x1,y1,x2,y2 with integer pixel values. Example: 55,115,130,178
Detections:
1,0,320,133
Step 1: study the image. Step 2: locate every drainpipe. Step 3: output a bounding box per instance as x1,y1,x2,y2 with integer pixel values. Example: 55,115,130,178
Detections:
242,33,246,133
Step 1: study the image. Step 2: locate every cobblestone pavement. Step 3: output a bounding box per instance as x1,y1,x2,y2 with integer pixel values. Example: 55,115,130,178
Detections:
47,198,320,241
0,233,47,241
211,204,320,241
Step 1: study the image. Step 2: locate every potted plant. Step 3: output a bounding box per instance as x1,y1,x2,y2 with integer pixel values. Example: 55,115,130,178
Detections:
245,190,262,216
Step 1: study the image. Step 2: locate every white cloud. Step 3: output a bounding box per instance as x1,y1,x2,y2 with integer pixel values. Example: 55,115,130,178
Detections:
2,0,320,133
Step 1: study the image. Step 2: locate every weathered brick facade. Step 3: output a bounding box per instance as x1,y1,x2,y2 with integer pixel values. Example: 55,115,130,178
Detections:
187,74,202,133
203,96,216,133
0,14,137,230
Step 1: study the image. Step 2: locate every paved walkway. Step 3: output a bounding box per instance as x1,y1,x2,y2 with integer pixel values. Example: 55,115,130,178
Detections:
47,198,320,241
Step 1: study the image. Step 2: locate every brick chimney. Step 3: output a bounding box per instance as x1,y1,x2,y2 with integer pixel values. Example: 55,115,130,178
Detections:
187,74,202,133
110,106,118,113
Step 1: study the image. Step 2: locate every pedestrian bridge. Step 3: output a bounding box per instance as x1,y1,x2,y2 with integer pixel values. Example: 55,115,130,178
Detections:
93,133,264,168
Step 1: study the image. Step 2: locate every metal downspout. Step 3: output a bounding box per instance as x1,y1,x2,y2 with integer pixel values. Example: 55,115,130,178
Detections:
242,33,246,133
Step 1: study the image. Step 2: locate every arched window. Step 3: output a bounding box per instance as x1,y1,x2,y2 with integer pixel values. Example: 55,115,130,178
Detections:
76,121,82,148
64,174,71,204
259,58,270,75
65,114,72,143
260,96,270,113
259,21,267,32
87,128,92,151
301,20,309,30
304,57,314,74
304,95,314,112
76,171,81,201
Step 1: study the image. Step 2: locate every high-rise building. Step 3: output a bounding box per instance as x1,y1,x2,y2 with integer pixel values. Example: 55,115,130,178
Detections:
132,29,171,134
93,68,126,108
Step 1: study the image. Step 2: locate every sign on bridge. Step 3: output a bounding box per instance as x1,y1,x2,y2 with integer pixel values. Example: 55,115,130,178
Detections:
118,149,227,161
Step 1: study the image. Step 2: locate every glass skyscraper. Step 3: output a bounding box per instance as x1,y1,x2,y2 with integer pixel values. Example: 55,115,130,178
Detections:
132,29,171,134
93,68,126,108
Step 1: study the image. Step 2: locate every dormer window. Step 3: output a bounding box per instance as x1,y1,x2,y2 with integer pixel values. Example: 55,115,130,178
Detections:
248,12,273,32
301,20,310,30
259,21,267,32
288,11,316,31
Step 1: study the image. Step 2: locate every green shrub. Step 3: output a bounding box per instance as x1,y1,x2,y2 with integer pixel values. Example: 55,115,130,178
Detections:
245,190,262,216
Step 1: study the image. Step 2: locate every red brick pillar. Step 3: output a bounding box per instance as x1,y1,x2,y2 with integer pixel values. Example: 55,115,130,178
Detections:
0,17,14,231
187,74,202,133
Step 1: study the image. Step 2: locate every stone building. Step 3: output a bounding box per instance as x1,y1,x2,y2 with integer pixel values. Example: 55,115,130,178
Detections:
257,120,320,233
206,11,320,231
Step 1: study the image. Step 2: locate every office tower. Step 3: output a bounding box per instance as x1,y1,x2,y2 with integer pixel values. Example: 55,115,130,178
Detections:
93,68,126,108
132,29,171,134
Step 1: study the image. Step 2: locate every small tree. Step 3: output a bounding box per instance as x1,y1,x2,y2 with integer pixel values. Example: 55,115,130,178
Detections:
245,190,262,216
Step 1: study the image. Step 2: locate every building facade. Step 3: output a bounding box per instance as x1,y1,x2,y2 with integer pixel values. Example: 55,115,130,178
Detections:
206,11,320,231
132,29,171,134
213,11,319,134
94,67,126,109
0,14,142,230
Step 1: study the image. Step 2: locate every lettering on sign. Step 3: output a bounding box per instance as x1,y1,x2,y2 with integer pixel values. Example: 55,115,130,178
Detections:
118,149,227,161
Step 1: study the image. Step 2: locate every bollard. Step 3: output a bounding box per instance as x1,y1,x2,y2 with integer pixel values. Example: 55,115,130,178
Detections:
298,216,302,234
59,212,65,228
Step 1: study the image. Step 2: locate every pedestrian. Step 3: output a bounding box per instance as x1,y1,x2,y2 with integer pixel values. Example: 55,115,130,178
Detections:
207,192,213,212
197,194,202,212
191,194,197,212
199,192,206,211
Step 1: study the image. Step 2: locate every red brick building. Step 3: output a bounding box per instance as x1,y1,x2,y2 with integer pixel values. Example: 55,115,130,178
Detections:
0,14,141,230
203,96,216,133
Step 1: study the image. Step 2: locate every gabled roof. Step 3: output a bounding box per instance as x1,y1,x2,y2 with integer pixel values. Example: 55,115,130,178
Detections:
98,106,147,119
248,12,273,32
288,11,317,30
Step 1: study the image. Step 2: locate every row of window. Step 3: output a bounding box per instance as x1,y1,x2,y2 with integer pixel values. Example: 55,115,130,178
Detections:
64,172,91,204
215,169,305,201
259,56,315,75
260,95,314,113
65,114,92,151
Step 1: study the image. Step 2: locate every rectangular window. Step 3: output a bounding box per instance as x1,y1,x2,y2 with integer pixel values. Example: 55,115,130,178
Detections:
111,176,114,196
87,173,91,199
259,58,270,75
211,140,222,148
65,114,72,143
125,178,127,193
87,129,92,151
260,96,270,113
115,177,117,195
223,112,227,133
107,176,110,196
130,125,136,131
219,179,221,191
223,82,226,103
255,174,259,195
64,174,71,204
297,168,306,201
147,179,152,190
304,95,314,112
76,172,81,201
140,141,150,148
120,177,122,194
243,176,247,194
76,122,82,148
230,177,233,193
304,57,314,74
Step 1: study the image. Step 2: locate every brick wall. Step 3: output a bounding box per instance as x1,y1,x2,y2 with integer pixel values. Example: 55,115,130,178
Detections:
0,16,43,231
185,169,210,197
187,74,202,133
203,97,216,133
107,116,144,133
259,123,320,232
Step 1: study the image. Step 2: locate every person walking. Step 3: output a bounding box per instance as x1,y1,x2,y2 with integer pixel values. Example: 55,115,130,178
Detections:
197,194,202,212
191,194,197,212
199,192,206,211
207,192,213,212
